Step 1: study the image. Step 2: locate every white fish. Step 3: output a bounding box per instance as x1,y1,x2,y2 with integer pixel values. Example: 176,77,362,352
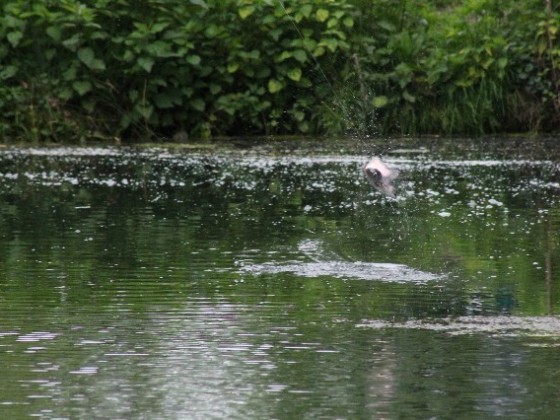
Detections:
363,157,400,197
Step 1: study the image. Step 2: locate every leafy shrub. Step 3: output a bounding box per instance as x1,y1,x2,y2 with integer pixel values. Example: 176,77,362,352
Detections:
0,0,354,141
0,0,558,142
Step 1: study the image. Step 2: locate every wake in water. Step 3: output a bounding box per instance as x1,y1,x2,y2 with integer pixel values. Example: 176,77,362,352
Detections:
238,239,443,283
357,316,560,338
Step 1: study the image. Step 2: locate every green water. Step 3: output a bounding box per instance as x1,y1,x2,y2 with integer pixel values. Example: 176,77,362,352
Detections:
1,139,560,419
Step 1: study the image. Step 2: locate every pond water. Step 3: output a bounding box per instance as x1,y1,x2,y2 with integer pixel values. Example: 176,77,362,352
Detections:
0,138,559,418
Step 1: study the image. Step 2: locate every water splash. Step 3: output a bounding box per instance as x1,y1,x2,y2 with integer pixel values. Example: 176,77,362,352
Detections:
239,238,443,283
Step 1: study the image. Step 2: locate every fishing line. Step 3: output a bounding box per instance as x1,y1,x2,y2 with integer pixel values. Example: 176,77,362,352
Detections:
276,0,335,93
275,0,360,134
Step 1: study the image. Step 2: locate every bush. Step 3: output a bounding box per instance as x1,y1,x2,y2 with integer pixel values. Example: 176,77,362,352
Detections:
0,0,354,141
0,0,558,142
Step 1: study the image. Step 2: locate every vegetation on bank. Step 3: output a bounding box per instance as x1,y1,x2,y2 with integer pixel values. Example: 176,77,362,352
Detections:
0,0,559,142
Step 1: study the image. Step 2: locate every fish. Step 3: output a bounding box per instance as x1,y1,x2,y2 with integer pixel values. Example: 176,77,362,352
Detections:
363,157,400,197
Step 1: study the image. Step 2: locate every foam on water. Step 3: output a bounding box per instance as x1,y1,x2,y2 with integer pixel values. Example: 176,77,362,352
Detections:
238,260,443,283
357,316,560,337
238,239,443,283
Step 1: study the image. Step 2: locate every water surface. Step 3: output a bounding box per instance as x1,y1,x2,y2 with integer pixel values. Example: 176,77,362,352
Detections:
0,138,559,418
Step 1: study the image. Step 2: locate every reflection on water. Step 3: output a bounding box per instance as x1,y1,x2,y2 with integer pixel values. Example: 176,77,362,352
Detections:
0,139,560,418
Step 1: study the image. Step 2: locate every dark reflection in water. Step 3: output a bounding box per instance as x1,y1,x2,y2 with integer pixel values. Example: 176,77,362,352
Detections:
0,139,559,418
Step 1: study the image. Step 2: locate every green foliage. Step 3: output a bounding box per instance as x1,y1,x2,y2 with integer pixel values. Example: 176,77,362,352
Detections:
0,0,353,141
0,0,559,141
339,0,560,136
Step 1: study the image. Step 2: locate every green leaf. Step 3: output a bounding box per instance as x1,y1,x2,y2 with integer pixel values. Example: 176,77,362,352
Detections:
77,47,106,70
293,49,307,63
135,103,154,119
45,49,56,61
320,38,338,53
227,63,239,73
58,87,73,100
313,46,325,57
150,22,169,34
287,68,302,82
155,93,174,109
46,26,61,41
300,5,312,18
239,6,255,19
191,98,205,112
137,56,155,72
371,96,388,108
343,17,354,28
378,20,396,32
256,67,271,78
277,51,292,62
316,9,329,23
270,28,282,41
7,31,23,47
129,90,139,102
210,84,222,95
298,121,310,132
0,65,17,80
187,55,201,66
268,79,283,93
293,110,305,121
402,90,416,103
189,0,208,8
146,40,174,57
72,80,92,96
62,34,81,52
299,77,312,88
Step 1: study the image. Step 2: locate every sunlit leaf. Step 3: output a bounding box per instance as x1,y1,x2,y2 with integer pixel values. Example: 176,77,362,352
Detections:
300,5,312,18
287,68,302,82
371,96,388,108
327,18,338,29
320,38,338,52
402,90,416,103
150,22,169,34
277,51,292,62
268,79,283,93
227,63,239,73
313,46,325,57
343,17,354,28
239,6,255,20
316,9,329,23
